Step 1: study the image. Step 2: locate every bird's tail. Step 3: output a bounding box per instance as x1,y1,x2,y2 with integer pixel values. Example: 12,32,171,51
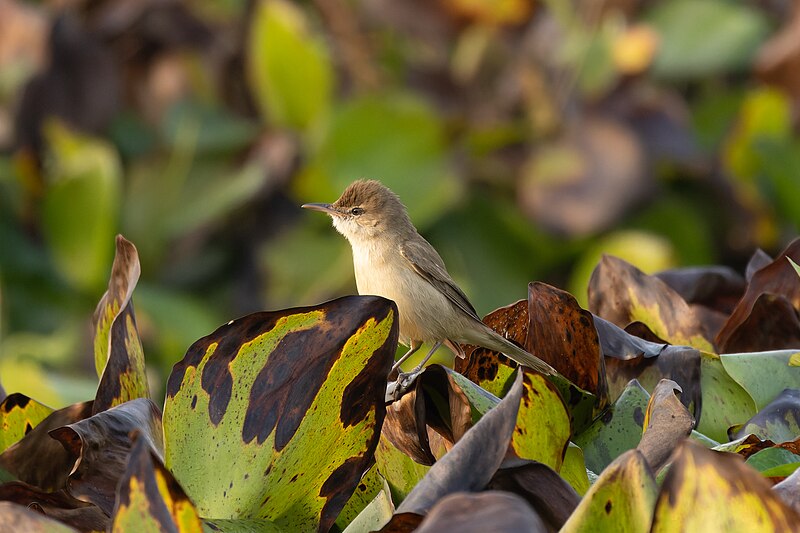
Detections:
469,324,557,376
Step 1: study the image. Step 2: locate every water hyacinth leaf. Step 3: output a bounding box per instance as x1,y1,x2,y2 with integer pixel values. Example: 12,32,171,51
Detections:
588,255,716,351
511,373,571,471
396,371,524,516
415,491,545,533
163,296,398,532
655,266,746,314
0,394,53,454
720,350,800,410
0,501,78,533
335,463,385,531
790,258,800,278
92,236,150,414
49,398,164,515
247,0,333,130
382,384,436,466
561,450,657,533
374,436,430,506
111,435,203,533
41,122,121,292
637,380,695,472
745,447,800,477
561,443,590,496
574,380,650,474
0,401,93,491
714,293,800,353
593,314,668,361
0,483,108,531
697,352,757,443
774,468,800,513
732,389,800,443
341,475,394,533
651,440,800,531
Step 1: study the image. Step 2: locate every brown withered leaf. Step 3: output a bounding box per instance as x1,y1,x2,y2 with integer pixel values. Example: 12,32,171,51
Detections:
593,315,668,360
746,248,773,282
0,501,78,533
0,401,93,491
528,282,608,405
415,491,546,533
655,266,745,315
395,371,524,516
717,238,800,352
637,380,695,472
717,293,800,353
378,512,424,533
383,380,436,466
49,398,163,516
488,459,580,529
589,255,717,352
0,483,107,531
756,2,800,105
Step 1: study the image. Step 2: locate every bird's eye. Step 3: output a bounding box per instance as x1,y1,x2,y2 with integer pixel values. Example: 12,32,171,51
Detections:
350,207,364,216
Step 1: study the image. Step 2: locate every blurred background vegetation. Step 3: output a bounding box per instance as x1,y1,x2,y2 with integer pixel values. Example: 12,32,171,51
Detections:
1,0,800,406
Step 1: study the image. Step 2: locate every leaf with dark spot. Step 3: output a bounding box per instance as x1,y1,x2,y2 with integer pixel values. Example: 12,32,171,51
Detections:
717,238,800,352
92,235,149,414
0,394,53,454
637,380,695,472
574,380,650,474
732,389,800,443
49,398,163,515
561,450,656,532
163,296,397,532
589,255,717,351
374,435,430,506
111,434,204,533
488,459,580,529
0,401,93,491
651,440,800,530
395,371,524,516
415,491,546,533
0,482,107,531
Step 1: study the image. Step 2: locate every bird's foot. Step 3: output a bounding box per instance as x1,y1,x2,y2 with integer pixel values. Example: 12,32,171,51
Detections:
385,368,425,402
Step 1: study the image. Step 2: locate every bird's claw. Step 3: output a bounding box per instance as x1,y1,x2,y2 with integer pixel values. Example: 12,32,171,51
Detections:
385,368,425,402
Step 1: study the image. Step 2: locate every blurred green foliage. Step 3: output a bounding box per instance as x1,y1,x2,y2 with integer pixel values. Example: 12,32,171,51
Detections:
0,0,798,406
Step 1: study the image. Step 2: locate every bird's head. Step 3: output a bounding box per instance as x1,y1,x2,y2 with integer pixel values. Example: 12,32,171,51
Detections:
302,179,412,244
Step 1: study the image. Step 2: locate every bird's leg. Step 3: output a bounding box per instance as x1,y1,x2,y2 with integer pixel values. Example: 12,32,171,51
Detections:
391,340,422,374
407,341,442,374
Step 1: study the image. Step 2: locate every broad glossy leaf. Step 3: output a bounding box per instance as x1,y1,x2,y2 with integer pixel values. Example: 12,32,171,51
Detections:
656,266,745,314
342,477,394,533
0,501,77,533
774,467,800,513
50,398,164,515
0,394,53,454
247,0,332,129
651,440,800,531
647,0,769,79
511,373,570,471
374,436,429,506
574,380,649,474
415,491,545,533
589,255,716,351
163,296,397,532
721,350,800,410
746,447,800,477
697,352,758,442
41,122,121,292
335,464,385,531
92,235,149,413
715,294,800,353
0,401,93,490
111,435,203,533
637,380,695,472
396,371,524,515
0,483,107,531
733,389,800,443
561,450,657,533
717,238,800,352
561,443,590,496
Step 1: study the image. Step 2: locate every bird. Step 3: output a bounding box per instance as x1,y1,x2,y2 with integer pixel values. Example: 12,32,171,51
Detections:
302,179,556,378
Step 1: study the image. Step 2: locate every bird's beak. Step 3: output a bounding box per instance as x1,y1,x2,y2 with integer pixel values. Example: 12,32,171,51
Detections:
301,203,339,216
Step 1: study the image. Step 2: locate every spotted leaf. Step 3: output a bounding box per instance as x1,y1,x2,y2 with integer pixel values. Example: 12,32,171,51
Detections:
0,394,53,454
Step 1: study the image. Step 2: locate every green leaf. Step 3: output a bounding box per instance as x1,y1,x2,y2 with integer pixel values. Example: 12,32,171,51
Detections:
720,350,800,410
163,296,398,532
41,122,121,292
574,380,650,474
647,0,769,79
511,373,571,471
561,442,591,496
334,464,385,531
746,447,800,477
247,0,333,129
790,258,800,279
299,92,458,229
0,394,53,454
734,389,800,443
341,475,394,533
374,436,430,506
696,352,758,442
561,450,657,532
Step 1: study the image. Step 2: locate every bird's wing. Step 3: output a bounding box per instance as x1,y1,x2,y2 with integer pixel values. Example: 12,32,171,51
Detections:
399,239,482,322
